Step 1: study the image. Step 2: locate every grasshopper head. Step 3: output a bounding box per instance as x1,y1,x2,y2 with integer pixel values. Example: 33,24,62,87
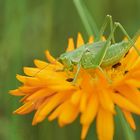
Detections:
59,53,73,71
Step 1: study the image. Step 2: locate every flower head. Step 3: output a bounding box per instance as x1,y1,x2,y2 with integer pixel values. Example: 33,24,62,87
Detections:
10,33,140,140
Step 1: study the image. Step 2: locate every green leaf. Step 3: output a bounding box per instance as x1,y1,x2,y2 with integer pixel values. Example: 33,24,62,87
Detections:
116,107,136,140
73,0,99,37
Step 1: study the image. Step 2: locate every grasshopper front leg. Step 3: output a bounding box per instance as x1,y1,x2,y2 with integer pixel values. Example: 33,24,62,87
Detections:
72,47,91,84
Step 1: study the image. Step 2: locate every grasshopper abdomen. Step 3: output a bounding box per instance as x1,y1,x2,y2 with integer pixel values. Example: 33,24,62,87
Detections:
101,41,130,67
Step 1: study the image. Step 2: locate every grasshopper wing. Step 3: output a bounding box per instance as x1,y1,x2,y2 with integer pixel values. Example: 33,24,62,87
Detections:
81,41,107,68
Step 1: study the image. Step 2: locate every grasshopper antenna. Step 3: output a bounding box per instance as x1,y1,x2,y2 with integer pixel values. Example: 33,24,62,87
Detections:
32,57,61,77
114,22,140,56
32,63,49,77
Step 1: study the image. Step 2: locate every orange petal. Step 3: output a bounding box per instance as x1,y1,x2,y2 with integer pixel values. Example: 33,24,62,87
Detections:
14,102,35,115
126,71,140,82
102,36,106,41
20,95,30,102
117,84,140,108
88,36,94,43
16,74,43,86
122,49,138,70
16,74,26,83
34,59,48,69
98,90,115,114
71,90,82,105
26,88,54,101
46,84,73,91
125,79,140,87
123,110,136,130
80,94,98,124
80,94,98,139
36,69,66,81
130,57,140,70
111,93,140,114
66,38,75,52
58,101,79,126
32,91,71,125
9,89,25,96
81,124,90,140
48,104,63,121
45,50,62,66
19,86,40,94
24,67,39,76
80,91,89,112
76,33,84,48
97,108,114,140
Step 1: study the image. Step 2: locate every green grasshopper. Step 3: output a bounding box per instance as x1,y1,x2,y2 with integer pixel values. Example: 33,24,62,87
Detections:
59,15,140,82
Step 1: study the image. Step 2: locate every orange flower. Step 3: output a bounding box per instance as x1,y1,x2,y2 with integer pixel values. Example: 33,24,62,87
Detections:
10,33,140,140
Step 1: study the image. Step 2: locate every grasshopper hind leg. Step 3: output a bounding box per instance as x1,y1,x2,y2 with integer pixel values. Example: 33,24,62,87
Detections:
114,22,140,56
96,15,115,43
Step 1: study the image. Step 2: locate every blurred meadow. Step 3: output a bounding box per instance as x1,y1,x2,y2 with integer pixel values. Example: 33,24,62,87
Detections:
0,0,140,140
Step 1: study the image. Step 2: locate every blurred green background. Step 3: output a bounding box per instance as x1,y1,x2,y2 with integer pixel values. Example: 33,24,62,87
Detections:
0,0,140,140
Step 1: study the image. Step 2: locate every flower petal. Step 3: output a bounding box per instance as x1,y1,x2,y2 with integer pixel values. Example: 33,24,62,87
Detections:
32,91,71,125
26,88,54,101
66,38,75,52
9,89,25,96
80,94,98,124
58,101,79,126
71,90,82,105
88,36,94,43
76,33,84,48
97,108,114,140
34,59,48,69
123,110,136,130
14,102,35,114
24,67,39,76
81,124,90,140
117,84,140,108
111,93,140,114
98,90,115,114
45,50,62,66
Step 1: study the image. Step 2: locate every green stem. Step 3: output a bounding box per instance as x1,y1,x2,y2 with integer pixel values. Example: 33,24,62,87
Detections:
73,0,99,37
116,107,135,140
